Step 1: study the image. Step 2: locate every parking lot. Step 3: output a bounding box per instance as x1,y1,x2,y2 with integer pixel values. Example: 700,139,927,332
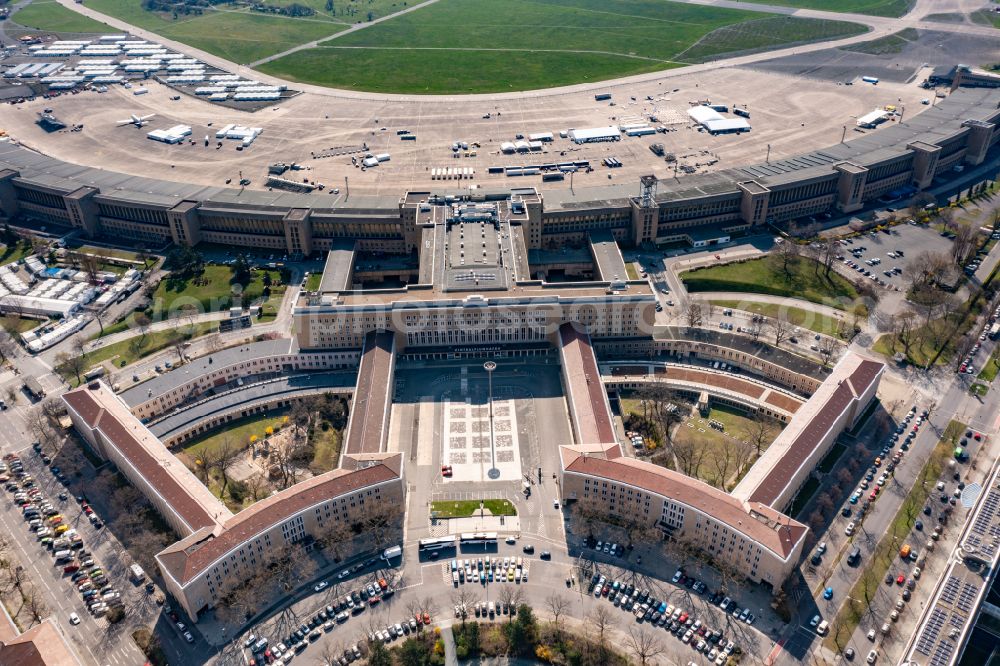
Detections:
0,445,152,666
833,223,950,294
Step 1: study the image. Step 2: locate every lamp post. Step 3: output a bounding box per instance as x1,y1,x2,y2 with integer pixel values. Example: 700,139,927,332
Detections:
484,361,500,479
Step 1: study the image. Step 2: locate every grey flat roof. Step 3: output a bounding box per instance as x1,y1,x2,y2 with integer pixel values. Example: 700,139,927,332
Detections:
119,338,295,407
149,371,356,439
589,231,628,282
319,240,356,293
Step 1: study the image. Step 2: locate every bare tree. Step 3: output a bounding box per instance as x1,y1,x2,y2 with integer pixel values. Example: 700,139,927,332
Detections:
741,412,773,457
0,329,17,365
544,593,572,637
821,239,838,277
775,240,800,277
56,351,86,384
588,604,617,650
451,587,480,625
818,337,838,367
685,303,703,329
626,626,664,666
767,317,792,346
495,586,523,624
134,312,152,342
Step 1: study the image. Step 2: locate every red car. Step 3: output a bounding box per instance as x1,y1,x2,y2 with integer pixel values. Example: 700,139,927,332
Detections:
422,612,431,625
414,613,423,626
63,564,79,574
896,575,905,585
441,465,453,477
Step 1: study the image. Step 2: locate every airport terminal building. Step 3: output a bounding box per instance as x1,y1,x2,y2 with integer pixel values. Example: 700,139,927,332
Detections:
2,89,998,254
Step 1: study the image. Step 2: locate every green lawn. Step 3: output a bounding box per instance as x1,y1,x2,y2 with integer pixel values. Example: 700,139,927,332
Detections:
875,296,988,367
151,265,283,315
840,27,918,54
70,244,149,264
431,499,518,518
737,0,912,17
304,272,323,291
971,8,1000,27
259,0,864,93
309,422,342,474
58,321,217,385
670,404,783,490
180,411,289,462
825,420,962,651
681,255,865,312
1,316,42,335
978,347,1000,381
709,299,850,338
0,241,34,267
12,0,109,32
85,0,348,63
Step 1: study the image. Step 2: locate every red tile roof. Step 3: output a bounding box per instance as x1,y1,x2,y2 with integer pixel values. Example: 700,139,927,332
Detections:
559,323,616,445
62,387,221,535
748,358,883,506
565,454,806,559
159,457,402,584
343,331,394,457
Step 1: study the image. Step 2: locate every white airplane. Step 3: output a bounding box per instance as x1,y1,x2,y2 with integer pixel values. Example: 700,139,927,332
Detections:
116,113,156,128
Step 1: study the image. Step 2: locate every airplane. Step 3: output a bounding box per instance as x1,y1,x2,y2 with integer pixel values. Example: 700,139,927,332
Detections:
116,113,156,128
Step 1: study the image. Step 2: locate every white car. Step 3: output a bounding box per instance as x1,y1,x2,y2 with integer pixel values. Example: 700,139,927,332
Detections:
313,581,329,592
68,612,80,626
845,522,855,536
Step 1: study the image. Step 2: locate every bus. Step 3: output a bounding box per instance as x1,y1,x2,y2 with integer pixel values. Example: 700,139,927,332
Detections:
418,536,456,552
460,532,498,548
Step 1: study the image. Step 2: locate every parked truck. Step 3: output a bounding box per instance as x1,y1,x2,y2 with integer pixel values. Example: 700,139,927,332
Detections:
129,563,146,584
381,545,402,562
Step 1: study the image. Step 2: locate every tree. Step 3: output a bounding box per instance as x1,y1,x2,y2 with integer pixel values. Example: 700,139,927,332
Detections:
167,328,186,364
821,238,838,276
767,316,791,346
452,587,480,625
164,245,204,279
494,586,523,624
626,626,664,666
232,254,252,285
0,329,16,365
775,240,799,277
56,351,86,384
741,412,773,457
134,312,152,342
366,639,392,666
685,303,703,328
544,593,571,637
817,336,838,366
325,0,333,10
588,604,617,650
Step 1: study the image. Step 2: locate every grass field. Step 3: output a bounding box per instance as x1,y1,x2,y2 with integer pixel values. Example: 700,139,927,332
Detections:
431,499,518,518
58,321,216,385
304,272,323,291
0,316,41,336
978,347,1000,382
970,8,1000,27
840,27,918,54
0,241,34,268
681,255,865,312
181,411,289,460
259,0,864,93
12,0,109,33
85,0,348,63
825,420,962,651
709,299,849,338
874,295,987,367
670,404,782,490
737,0,912,17
151,265,282,314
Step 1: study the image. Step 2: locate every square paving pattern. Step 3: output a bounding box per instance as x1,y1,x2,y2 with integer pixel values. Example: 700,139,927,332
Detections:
443,398,522,482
